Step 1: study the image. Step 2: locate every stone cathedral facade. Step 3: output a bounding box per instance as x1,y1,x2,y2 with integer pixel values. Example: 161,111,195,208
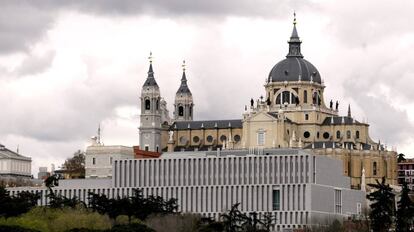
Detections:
139,19,397,190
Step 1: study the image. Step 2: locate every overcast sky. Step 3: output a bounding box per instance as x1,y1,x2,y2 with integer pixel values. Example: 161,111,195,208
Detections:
1,0,414,175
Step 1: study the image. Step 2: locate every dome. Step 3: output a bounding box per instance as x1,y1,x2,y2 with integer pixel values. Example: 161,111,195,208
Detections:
268,17,322,84
268,57,321,83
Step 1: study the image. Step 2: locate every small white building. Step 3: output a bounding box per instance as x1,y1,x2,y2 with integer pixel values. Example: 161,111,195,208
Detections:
0,144,31,178
85,138,134,178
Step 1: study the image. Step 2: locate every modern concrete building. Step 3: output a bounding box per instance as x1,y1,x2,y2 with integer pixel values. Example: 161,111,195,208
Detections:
9,149,365,231
0,143,31,179
85,139,134,178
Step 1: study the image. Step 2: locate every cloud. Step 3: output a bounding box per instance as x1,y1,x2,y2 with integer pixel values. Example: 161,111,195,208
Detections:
0,0,315,54
0,3,54,53
14,50,56,76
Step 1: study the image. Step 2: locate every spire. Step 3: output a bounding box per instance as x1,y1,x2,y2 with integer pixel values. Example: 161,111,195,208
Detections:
286,11,303,58
143,51,158,87
348,104,352,117
176,60,192,94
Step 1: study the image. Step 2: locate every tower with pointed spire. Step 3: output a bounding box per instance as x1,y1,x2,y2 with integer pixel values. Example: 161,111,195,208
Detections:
174,60,194,121
139,52,162,152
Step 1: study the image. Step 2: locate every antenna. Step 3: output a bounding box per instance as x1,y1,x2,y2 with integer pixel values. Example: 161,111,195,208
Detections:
97,124,101,145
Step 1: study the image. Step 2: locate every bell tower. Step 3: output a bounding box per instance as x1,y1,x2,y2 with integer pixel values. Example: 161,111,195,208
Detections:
139,52,162,152
174,60,194,121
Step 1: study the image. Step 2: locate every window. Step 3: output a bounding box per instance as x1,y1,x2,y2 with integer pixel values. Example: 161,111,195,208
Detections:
234,135,241,142
276,91,298,105
323,132,330,139
206,135,213,143
317,132,320,139
189,106,192,117
179,136,187,144
373,162,377,176
145,146,149,151
156,146,159,153
193,136,200,143
156,99,159,110
303,131,310,138
257,131,265,145
305,114,309,120
304,90,308,103
336,131,341,139
92,157,96,165
356,131,360,139
357,203,362,215
272,189,280,210
347,130,351,139
145,99,150,110
220,135,227,142
178,106,184,116
335,189,342,214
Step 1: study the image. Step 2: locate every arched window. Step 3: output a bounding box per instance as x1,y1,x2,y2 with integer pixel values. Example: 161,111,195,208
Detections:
276,94,281,104
145,99,151,110
189,106,192,117
373,162,377,176
178,106,184,116
156,99,159,110
282,91,290,104
356,131,360,139
336,131,341,139
346,130,351,139
304,90,308,103
276,91,298,105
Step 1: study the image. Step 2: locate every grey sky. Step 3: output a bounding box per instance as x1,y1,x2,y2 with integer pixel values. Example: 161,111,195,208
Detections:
0,0,413,174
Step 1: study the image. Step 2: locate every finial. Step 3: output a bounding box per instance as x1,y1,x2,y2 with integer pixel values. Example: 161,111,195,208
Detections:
182,60,186,72
148,51,153,64
293,11,297,25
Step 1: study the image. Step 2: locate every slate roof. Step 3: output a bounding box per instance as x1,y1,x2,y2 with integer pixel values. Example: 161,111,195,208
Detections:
322,116,362,125
143,63,159,87
170,119,243,130
176,71,192,95
0,144,31,161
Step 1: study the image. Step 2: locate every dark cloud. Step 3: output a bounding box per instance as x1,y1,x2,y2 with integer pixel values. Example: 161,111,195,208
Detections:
14,50,56,76
0,3,54,53
0,0,314,54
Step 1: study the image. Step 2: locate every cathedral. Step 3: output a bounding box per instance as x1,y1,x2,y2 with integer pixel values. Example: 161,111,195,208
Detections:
138,17,397,190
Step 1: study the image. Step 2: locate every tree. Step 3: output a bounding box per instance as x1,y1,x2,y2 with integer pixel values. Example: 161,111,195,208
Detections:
0,186,39,218
45,174,83,209
62,150,85,179
220,203,245,232
396,181,414,232
367,177,395,232
398,153,406,163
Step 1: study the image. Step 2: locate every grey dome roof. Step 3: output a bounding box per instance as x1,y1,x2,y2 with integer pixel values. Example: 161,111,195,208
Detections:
268,18,322,84
268,57,321,83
